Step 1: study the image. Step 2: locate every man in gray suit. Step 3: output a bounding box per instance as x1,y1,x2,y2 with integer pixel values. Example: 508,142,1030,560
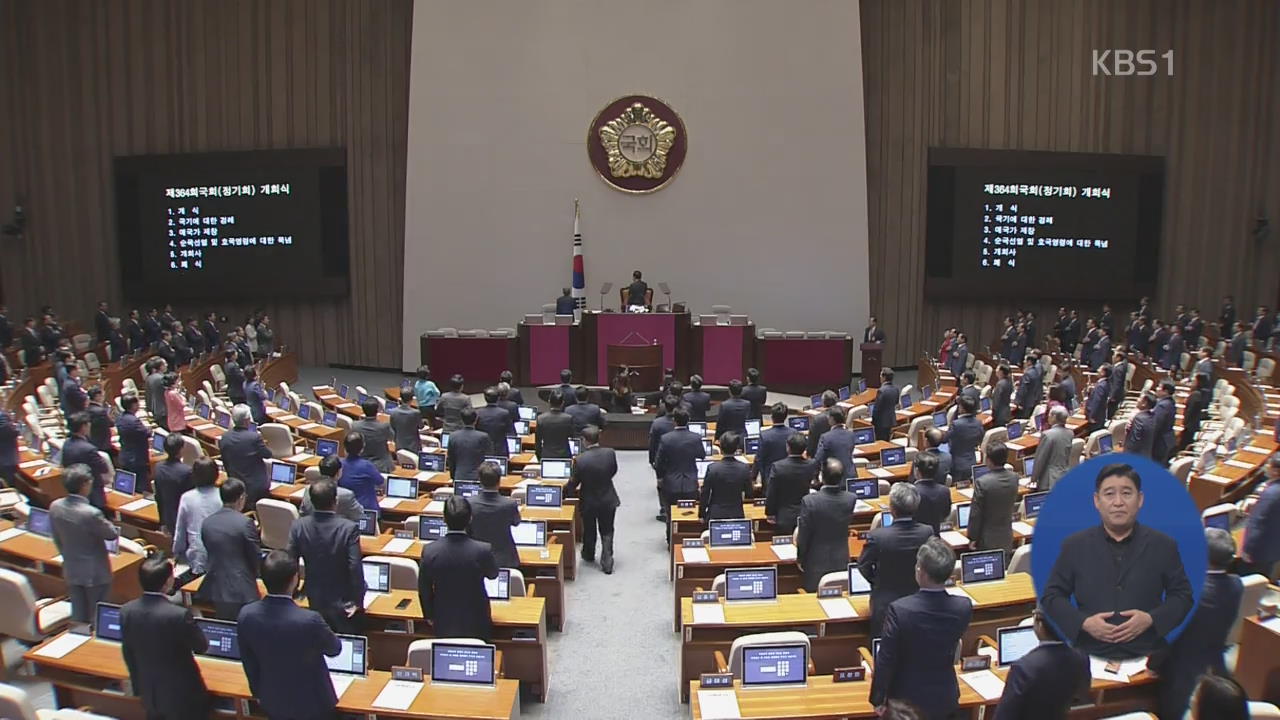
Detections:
1123,392,1158,459
1193,347,1215,383
468,462,521,568
353,397,394,473
967,441,1020,561
218,405,274,506
199,478,263,620
436,374,473,433
145,357,168,429
389,387,423,454
958,372,980,407
796,459,858,592
49,464,118,623
1031,405,1074,491
300,455,364,522
447,407,493,481
991,364,1014,428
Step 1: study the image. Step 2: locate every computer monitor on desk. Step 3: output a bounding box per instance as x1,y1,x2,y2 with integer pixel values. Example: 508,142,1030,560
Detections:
787,416,810,432
1022,491,1049,519
518,406,537,422
744,419,761,437
95,603,123,642
26,507,51,537
696,460,711,480
707,519,753,549
526,484,562,508
847,478,878,499
316,438,340,458
418,452,445,472
195,618,241,660
484,568,511,601
741,643,808,688
418,516,447,541
324,635,368,677
512,520,547,547
847,564,871,595
852,428,876,445
361,561,390,594
960,549,1006,584
540,459,571,479
112,469,137,495
431,643,497,688
997,626,1039,666
724,567,778,603
453,481,481,499
688,422,708,437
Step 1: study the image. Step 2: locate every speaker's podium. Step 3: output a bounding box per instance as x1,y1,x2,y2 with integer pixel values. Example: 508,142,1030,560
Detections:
580,310,691,388
861,342,885,388
607,343,663,391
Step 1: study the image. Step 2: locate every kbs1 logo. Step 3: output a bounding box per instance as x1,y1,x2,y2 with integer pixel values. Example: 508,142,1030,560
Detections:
1092,49,1174,76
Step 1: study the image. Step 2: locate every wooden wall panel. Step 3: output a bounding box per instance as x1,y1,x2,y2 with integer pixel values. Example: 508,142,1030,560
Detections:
0,0,412,369
861,0,1280,366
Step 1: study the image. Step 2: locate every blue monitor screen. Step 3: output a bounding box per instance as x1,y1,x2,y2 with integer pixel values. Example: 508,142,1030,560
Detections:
746,437,760,454
880,448,906,467
316,438,339,457
323,411,338,427
527,484,562,507
741,644,807,686
852,428,876,445
418,516,447,540
725,567,778,602
1204,512,1231,531
454,481,481,498
972,465,990,481
1099,434,1114,453
418,452,445,472
847,478,878,499
195,619,241,660
95,603,123,641
26,507,51,537
961,550,1006,584
858,379,867,393
708,519,753,547
1023,491,1048,519
922,385,934,399
298,404,311,420
787,416,810,431
932,411,948,428
1022,457,1035,477
901,394,913,409
152,432,167,452
1006,422,1023,440
809,394,823,408
839,386,852,400
269,462,295,485
981,397,992,412
337,384,349,398
431,643,496,685
112,470,137,495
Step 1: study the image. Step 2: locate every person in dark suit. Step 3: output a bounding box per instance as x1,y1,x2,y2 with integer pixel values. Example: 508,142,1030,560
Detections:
419,495,501,639
469,462,521,568
49,465,118,623
221,350,246,405
716,380,751,439
958,371,980,407
475,386,515,457
499,370,525,406
988,364,1012,429
814,406,857,481
434,375,473,433
1090,327,1113,370
218,405,273,505
183,318,206,357
700,432,751,519
872,368,900,442
1108,352,1129,419
1014,355,1043,419
1178,373,1211,452
535,390,574,459
998,315,1016,359
0,304,11,349
122,309,144,352
238,551,342,720
765,433,817,535
1085,364,1111,434
624,270,649,308
140,308,161,347
85,386,113,454
555,369,577,407
554,287,575,315
869,537,972,719
647,395,678,519
741,368,768,420
352,397,394,473
240,366,267,425
1228,321,1249,367
447,406,493,481
910,454,950,535
389,387,423,453
797,459,858,592
948,333,969,379
199,479,263,620
944,395,983,486
61,412,110,511
682,375,711,422
1123,392,1158,459
566,386,607,435
655,407,706,516
993,610,1091,720
105,318,128,360
201,312,220,349
1242,454,1280,577
863,316,886,344
1152,380,1177,464
1193,346,1214,382
1154,528,1244,720
39,313,65,354
60,364,87,416
153,432,194,534
170,323,191,367
1055,359,1079,412
120,556,212,720
287,479,363,633
1163,325,1186,371
18,316,43,366
1184,308,1204,349
338,433,383,512
857,482,933,637
1219,295,1237,334
495,382,521,426
912,427,951,485
1042,463,1193,658
0,409,18,487
1253,305,1272,347
806,390,838,459
968,441,1019,560
566,425,621,572
751,403,795,494
1149,320,1170,365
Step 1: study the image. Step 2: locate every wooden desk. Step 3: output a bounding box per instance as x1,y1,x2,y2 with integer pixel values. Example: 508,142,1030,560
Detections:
1237,616,1280,703
0,521,143,603
25,632,519,719
1187,437,1278,509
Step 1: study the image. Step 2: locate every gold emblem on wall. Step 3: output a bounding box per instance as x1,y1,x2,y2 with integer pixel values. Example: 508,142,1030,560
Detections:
587,95,688,194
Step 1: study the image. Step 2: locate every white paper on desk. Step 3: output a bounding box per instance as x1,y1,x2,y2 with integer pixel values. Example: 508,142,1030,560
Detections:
697,689,742,720
1225,459,1255,470
682,547,710,564
921,400,939,407
415,471,441,482
1089,655,1147,683
819,597,858,619
957,488,975,499
1200,474,1233,485
277,414,299,422
18,459,44,469
960,669,1005,700
691,603,726,625
945,586,975,604
1245,445,1270,455
869,468,894,479
363,590,384,610
34,632,91,659
940,530,970,547
1261,616,1280,632
378,497,403,510
771,543,798,561
330,673,356,699
424,500,445,514
287,453,312,463
119,498,156,512
291,487,308,498
0,527,26,543
50,554,63,564
298,423,320,431
338,402,358,410
371,679,423,710
1011,521,1035,536
381,537,415,554
854,500,875,514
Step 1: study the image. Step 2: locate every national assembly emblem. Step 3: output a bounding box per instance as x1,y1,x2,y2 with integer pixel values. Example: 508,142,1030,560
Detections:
587,95,687,194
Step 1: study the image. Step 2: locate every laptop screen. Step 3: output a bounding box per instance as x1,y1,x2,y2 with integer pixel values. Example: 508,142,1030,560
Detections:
197,403,211,420
316,438,339,457
1006,422,1023,441
518,406,537,421
431,643,497,686
26,507,51,537
540,459,571,479
216,411,231,429
956,503,971,529
858,379,868,393
361,561,390,593
981,397,992,412
744,419,761,437
568,438,582,456
696,459,711,480
839,386,852,400
418,452,445,472
513,420,531,435
95,602,123,641
484,568,511,601
922,385,934,399
847,564,872,594
724,567,778,602
787,416,810,431
901,394,913,409
324,634,368,676
269,461,295,486
708,519,753,548
323,411,338,427
505,436,520,454
112,469,137,495
998,626,1039,666
526,484,562,508
688,422,707,437
386,477,419,500
337,384,350,399
1203,511,1231,531
852,428,876,445
1023,491,1049,519
195,618,241,660
454,481,481,498
741,644,807,687
847,478,878,499
386,400,399,412
809,394,823,408
961,549,1007,584
358,510,379,536
881,448,906,467
746,437,760,454
1022,457,1035,477
1034,413,1046,432
298,404,311,420
932,411,948,428
1098,434,1114,453
512,520,547,547
483,456,509,476
880,512,894,527
972,465,990,482
418,516,447,541
152,432,167,452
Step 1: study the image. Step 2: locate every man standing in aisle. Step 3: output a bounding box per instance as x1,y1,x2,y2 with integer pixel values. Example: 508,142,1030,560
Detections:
566,426,621,573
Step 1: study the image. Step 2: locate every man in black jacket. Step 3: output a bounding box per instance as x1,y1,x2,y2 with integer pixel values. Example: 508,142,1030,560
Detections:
447,406,493,481
566,386,607,435
474,386,515,456
469,462,521,568
1042,463,1193,658
796,459,857,592
418,496,501,639
911,453,951,535
741,368,768,420
716,380,751,439
682,375,711,422
61,412,110,511
765,433,817,535
152,432,194,534
1124,392,1158,459
566,426,621,572
814,406,857,481
805,390,838,459
992,364,1014,428
700,432,751,520
287,479,364,633
993,610,1091,720
534,390,574,459
121,556,211,720
871,368,900,441
1152,379,1177,464
857,481,933,637
654,408,706,520
1085,364,1111,434
751,403,795,494
390,387,424,453
1178,373,1211,452
199,479,263,620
